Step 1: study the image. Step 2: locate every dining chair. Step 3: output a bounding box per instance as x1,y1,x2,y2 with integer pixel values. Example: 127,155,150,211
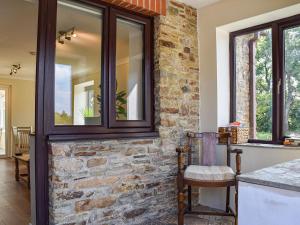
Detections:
12,126,18,155
176,132,243,225
14,126,32,154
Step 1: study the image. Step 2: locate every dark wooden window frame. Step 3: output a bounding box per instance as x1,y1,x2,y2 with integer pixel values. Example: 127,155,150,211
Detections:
230,14,300,144
35,0,156,224
109,8,153,128
43,0,156,141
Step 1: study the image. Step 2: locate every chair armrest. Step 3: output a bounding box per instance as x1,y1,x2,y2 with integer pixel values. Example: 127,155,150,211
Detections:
176,146,190,154
176,146,190,173
229,148,242,175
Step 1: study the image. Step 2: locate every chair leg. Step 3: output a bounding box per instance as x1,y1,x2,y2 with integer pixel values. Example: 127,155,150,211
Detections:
188,186,192,212
178,191,185,225
15,158,19,181
27,161,30,189
226,186,230,213
235,185,239,225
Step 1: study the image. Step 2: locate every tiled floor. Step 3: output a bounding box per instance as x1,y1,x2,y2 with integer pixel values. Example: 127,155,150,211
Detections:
143,216,234,225
146,215,234,225
0,158,31,225
143,206,235,225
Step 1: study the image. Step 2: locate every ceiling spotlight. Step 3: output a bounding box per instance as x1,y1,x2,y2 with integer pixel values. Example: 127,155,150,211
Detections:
71,28,77,38
65,35,71,41
57,27,77,44
10,64,21,76
57,31,67,44
58,39,64,44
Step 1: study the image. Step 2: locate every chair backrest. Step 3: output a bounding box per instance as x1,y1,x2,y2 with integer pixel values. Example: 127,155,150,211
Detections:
16,127,32,153
12,126,18,146
185,132,232,167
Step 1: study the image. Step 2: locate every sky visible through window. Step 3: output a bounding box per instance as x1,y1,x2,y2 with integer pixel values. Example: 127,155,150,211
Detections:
55,64,72,115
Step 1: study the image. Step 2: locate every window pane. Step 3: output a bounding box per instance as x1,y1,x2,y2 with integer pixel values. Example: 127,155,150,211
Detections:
55,0,102,126
116,18,144,120
283,25,300,137
235,28,273,140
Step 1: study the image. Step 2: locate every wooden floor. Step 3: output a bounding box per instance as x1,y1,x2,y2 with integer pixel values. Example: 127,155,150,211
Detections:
0,158,31,225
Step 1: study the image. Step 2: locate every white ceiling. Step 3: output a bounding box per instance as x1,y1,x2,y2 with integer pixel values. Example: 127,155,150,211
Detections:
0,0,38,80
0,0,145,80
176,0,221,9
0,0,220,81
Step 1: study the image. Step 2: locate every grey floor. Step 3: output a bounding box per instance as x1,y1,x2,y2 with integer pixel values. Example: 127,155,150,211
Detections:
143,215,234,225
142,206,235,225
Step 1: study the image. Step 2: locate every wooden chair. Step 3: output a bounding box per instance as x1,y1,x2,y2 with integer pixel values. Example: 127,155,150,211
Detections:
12,126,31,189
14,153,30,189
176,132,243,225
13,127,32,154
12,126,18,154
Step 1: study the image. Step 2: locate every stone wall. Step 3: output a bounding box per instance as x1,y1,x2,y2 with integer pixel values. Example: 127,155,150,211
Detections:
235,34,255,136
48,1,199,225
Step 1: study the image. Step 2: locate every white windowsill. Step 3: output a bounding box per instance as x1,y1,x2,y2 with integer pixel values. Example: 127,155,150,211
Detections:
232,143,300,150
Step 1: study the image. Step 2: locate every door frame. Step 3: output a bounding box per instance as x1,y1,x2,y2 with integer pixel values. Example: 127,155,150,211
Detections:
35,0,50,224
0,84,11,158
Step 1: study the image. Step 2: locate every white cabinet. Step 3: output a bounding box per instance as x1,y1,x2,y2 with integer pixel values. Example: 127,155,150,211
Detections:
239,181,300,225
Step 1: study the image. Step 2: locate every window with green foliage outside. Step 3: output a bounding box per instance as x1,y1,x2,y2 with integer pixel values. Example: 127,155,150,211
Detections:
283,26,300,137
231,16,300,143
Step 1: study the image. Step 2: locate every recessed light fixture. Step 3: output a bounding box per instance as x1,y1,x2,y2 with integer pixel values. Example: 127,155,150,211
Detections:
71,29,78,38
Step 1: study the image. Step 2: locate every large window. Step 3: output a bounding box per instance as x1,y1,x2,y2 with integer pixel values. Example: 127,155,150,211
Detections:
55,1,103,126
44,0,154,138
283,26,300,138
230,15,300,144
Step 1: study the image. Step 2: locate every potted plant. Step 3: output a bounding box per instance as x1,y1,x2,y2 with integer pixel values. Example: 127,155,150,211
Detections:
115,90,127,119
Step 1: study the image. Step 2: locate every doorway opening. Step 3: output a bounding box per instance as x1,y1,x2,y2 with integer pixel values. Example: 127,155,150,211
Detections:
0,85,10,158
0,0,38,224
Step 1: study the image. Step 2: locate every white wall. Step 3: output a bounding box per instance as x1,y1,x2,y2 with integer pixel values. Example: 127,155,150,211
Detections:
0,78,35,128
0,77,35,156
216,28,230,127
197,0,300,209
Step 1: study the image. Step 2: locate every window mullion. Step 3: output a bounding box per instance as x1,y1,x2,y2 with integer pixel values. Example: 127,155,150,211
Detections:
102,6,110,129
278,23,285,143
271,23,282,143
107,8,117,128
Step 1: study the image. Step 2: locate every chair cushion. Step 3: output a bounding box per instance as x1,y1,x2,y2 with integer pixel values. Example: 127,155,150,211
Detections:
184,165,235,181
